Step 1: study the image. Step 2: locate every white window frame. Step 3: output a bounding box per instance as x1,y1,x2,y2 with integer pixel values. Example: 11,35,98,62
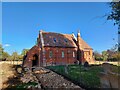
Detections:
62,51,64,58
49,51,53,58
73,51,75,57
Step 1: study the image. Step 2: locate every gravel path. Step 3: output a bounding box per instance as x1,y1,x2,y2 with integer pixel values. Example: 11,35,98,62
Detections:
34,67,83,89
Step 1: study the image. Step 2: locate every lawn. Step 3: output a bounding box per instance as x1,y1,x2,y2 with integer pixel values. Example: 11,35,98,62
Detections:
46,65,104,89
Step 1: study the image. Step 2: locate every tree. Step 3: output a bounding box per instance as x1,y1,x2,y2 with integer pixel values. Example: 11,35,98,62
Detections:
0,44,3,60
107,1,120,26
11,52,19,61
102,51,108,61
21,49,29,56
0,44,10,61
93,51,103,61
2,51,10,61
107,1,120,51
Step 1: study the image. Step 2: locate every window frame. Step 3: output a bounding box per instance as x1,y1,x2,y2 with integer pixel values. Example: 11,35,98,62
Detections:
62,51,64,58
49,51,53,58
73,51,75,57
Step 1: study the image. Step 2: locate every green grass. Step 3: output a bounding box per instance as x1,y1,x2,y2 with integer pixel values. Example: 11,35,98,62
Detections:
10,82,38,89
47,65,103,88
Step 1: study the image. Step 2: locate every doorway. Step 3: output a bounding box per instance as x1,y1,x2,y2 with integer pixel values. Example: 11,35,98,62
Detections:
32,54,38,67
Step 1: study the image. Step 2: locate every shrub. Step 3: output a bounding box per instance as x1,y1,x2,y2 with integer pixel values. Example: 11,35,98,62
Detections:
95,57,103,61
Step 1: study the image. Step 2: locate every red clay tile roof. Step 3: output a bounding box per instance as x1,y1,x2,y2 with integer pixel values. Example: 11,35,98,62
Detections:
79,37,92,50
42,32,77,48
41,31,92,49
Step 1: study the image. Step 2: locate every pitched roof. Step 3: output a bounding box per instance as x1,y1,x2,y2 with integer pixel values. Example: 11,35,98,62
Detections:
79,37,92,50
42,32,77,48
40,31,92,50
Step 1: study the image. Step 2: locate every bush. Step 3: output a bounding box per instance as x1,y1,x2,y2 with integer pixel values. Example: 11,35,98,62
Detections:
108,57,117,61
95,57,103,61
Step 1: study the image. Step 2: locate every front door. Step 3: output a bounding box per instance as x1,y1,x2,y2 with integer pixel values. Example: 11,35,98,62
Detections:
32,54,38,67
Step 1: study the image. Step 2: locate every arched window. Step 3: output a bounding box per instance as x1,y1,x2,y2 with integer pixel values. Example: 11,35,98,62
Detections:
49,51,53,58
73,51,75,57
53,38,56,43
62,51,64,58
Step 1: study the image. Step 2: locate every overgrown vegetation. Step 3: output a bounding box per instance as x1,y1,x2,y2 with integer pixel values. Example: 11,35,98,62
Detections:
0,44,29,61
11,82,38,89
94,49,119,61
47,65,103,89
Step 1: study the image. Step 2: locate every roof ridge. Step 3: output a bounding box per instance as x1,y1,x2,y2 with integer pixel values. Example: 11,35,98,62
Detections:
42,31,72,36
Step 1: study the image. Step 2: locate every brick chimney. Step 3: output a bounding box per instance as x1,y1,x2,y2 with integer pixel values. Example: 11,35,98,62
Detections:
77,30,82,50
37,30,41,46
77,30,83,63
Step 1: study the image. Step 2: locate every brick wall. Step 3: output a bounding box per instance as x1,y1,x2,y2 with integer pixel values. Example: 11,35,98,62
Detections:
23,45,41,68
44,47,77,66
83,50,93,63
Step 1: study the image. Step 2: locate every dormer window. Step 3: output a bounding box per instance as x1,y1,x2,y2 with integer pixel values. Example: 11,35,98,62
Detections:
64,39,68,43
53,38,56,43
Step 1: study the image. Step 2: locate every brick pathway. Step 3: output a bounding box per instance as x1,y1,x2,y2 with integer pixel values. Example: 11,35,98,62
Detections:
34,67,83,89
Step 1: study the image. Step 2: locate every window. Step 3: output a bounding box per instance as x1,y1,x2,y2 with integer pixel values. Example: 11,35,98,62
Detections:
89,51,90,55
64,39,68,43
53,38,56,43
73,51,75,57
62,51,64,58
49,51,53,58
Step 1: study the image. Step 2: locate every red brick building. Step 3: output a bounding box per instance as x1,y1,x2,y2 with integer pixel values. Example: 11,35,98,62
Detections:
23,30,93,67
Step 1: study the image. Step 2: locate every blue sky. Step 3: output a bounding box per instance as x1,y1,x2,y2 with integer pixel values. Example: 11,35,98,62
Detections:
2,2,118,54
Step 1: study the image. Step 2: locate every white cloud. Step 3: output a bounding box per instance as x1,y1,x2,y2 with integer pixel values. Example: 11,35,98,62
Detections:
4,44,11,47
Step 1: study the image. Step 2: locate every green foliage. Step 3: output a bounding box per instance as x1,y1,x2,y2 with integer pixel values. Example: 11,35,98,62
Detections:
102,51,108,61
0,44,26,61
0,44,3,60
0,44,3,52
21,49,29,56
2,51,10,60
95,57,103,61
94,49,118,61
11,52,19,61
12,82,38,89
0,44,10,61
107,1,120,26
107,2,120,52
93,51,103,61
